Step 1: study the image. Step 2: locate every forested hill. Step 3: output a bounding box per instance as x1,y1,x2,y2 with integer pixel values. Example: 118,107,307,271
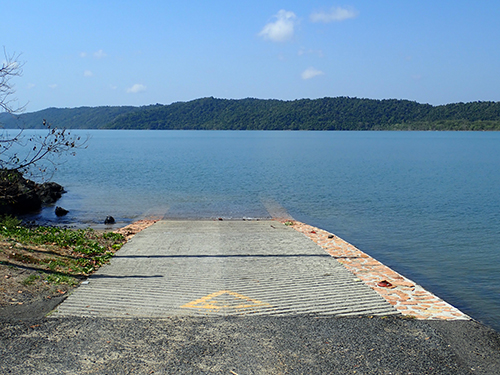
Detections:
1,97,500,130
0,106,140,129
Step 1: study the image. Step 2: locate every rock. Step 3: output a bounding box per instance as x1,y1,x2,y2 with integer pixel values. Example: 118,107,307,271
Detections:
0,169,66,215
37,182,66,204
104,216,115,224
55,206,69,216
0,170,41,215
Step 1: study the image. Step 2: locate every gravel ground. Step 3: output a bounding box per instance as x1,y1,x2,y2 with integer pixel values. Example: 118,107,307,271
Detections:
1,314,500,374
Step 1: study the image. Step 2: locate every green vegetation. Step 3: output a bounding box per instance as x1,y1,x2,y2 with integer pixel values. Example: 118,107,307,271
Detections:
0,215,125,285
0,106,140,129
2,97,500,131
22,272,78,286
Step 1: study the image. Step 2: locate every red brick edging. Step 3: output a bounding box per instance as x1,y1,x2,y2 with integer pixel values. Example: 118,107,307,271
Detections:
280,220,469,320
114,219,159,241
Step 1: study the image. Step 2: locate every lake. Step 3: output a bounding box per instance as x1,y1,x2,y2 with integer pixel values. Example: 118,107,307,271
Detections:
20,130,500,331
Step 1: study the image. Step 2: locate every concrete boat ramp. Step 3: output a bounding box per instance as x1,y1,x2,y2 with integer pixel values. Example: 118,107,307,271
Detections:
5,220,500,374
53,220,398,318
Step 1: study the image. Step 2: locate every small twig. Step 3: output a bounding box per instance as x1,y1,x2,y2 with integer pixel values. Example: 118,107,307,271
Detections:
229,371,239,375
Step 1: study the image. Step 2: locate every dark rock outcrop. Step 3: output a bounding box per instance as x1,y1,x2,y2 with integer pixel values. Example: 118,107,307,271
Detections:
37,182,66,204
0,169,66,215
55,206,69,216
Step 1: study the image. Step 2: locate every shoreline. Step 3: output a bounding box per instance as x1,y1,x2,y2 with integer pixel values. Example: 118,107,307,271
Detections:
5,217,472,323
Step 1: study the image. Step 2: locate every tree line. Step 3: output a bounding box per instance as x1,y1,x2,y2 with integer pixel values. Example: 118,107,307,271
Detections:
2,97,500,131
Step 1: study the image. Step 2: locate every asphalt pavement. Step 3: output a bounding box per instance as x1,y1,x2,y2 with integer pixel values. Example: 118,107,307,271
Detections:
2,315,500,374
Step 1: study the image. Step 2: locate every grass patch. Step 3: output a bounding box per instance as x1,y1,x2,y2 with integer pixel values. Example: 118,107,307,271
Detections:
22,273,41,285
0,215,126,284
44,272,79,286
22,271,79,287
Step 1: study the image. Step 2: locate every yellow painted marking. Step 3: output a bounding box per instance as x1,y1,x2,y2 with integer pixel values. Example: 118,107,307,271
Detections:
181,290,271,311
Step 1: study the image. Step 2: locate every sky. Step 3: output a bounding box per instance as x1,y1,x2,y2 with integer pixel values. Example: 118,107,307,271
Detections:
2,1,500,112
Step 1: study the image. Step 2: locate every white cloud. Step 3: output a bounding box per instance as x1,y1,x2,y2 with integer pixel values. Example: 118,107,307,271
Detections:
126,83,146,93
80,52,87,58
301,67,325,80
48,84,58,89
310,7,358,23
258,10,297,42
27,83,36,89
94,49,107,59
84,70,93,77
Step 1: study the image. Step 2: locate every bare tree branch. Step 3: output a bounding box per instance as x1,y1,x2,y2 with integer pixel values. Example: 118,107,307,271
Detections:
0,49,87,212
0,47,26,115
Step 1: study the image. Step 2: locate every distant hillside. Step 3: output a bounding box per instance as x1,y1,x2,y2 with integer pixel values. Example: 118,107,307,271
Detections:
0,106,140,129
1,97,500,130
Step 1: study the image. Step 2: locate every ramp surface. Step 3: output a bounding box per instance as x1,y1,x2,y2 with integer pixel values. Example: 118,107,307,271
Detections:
53,220,398,317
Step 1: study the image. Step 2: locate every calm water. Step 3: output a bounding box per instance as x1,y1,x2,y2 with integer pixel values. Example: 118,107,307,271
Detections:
21,130,500,331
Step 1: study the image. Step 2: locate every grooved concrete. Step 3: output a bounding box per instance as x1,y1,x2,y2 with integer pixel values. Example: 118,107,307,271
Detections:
52,220,398,318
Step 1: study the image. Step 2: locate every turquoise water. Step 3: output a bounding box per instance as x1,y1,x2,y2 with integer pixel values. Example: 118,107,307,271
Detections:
21,130,500,331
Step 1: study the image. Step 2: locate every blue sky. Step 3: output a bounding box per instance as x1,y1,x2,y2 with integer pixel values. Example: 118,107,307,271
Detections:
2,1,500,112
